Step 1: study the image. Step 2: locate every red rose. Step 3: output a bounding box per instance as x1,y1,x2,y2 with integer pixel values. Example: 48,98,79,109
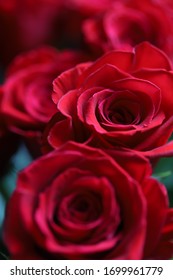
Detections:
0,0,62,66
83,0,173,59
43,42,173,158
1,47,87,155
1,47,87,157
3,142,173,259
55,1,127,52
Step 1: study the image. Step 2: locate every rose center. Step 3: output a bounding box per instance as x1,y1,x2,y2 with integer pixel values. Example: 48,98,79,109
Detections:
109,107,135,124
69,194,102,222
71,197,90,213
57,191,102,225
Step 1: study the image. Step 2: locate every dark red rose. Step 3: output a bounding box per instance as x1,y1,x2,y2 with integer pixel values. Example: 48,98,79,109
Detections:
1,47,87,156
55,1,126,52
43,42,173,159
83,0,173,59
0,0,62,66
3,142,173,259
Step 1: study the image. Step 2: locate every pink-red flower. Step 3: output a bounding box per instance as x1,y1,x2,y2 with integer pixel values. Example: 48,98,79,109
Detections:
0,0,62,66
43,42,173,158
1,47,87,135
83,0,173,59
1,46,87,156
3,142,173,259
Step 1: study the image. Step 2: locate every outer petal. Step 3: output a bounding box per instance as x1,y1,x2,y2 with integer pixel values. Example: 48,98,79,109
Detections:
147,209,173,259
142,179,168,257
78,51,134,85
132,42,172,71
133,70,173,113
52,63,91,104
141,140,173,159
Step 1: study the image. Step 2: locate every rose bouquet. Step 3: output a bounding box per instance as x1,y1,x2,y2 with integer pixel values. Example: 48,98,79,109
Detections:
0,0,173,260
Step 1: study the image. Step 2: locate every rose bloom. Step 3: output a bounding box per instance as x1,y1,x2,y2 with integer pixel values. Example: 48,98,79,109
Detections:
1,47,87,156
82,0,173,59
43,42,173,159
0,0,62,66
54,0,128,52
3,142,173,259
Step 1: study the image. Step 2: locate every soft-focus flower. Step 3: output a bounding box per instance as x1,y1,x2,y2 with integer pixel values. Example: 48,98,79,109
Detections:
3,142,173,259
0,0,62,66
1,47,87,156
83,0,173,59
